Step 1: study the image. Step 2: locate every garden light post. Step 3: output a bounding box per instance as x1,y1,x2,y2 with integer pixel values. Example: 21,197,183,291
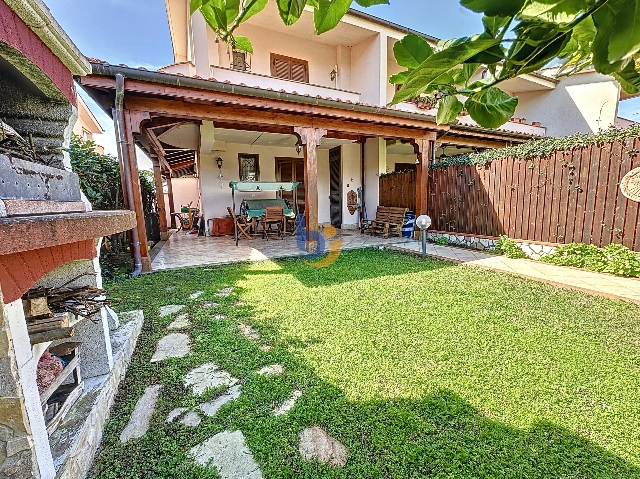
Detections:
415,215,432,258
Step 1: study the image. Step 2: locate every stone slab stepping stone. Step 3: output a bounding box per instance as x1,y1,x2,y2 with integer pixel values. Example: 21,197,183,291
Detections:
257,364,284,377
159,304,185,317
202,301,220,309
299,426,347,467
233,301,245,307
199,385,241,417
120,385,163,443
190,430,262,479
151,333,191,362
238,323,260,341
167,313,190,330
166,285,176,291
179,411,202,427
184,363,238,396
273,390,302,417
167,407,188,423
260,345,272,352
190,291,205,300
214,314,227,320
216,287,234,297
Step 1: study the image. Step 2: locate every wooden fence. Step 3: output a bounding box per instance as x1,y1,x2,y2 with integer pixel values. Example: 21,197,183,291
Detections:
379,137,640,250
379,170,416,214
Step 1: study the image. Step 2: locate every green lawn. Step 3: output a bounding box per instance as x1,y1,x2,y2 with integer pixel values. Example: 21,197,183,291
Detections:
91,249,640,478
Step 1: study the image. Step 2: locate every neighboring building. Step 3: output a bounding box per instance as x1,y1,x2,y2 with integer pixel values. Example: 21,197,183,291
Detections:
80,0,638,268
72,94,105,153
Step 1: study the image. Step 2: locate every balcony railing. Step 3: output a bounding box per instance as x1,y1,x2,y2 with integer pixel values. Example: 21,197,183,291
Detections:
210,66,361,103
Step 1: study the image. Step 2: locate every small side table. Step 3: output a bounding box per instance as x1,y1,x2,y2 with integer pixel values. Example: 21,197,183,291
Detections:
210,216,235,236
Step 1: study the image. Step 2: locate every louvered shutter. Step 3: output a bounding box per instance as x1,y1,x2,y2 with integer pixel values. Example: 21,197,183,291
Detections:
270,54,309,83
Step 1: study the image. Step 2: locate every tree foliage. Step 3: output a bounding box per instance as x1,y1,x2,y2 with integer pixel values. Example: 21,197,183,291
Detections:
68,135,156,211
192,0,640,129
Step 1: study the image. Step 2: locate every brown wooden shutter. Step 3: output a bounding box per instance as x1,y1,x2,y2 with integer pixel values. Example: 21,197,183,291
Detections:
270,54,309,83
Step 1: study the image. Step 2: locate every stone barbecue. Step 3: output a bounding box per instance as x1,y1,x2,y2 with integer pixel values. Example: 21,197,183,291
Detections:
0,1,142,478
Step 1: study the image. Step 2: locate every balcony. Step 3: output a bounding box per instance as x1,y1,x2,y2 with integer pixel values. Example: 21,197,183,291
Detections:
392,101,547,136
209,65,361,103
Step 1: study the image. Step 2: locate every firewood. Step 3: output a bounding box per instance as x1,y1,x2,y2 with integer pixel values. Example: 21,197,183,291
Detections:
22,297,51,317
48,342,81,357
29,327,74,345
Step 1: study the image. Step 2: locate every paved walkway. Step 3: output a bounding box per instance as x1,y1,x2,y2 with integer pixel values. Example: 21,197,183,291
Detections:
389,242,640,305
151,230,413,271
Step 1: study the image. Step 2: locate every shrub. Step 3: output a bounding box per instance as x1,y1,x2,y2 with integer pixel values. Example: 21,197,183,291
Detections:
495,236,527,259
436,236,449,246
541,243,640,277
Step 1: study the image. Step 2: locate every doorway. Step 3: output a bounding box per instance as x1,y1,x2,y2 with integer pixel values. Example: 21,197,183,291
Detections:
329,147,342,229
275,158,305,214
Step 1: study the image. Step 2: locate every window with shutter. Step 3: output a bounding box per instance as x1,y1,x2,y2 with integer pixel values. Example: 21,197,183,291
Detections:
270,54,309,83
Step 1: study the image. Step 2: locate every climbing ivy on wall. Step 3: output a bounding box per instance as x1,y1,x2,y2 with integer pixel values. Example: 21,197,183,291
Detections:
432,125,640,170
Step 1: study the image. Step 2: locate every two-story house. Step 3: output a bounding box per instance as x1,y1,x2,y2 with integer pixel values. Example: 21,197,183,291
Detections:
80,0,636,262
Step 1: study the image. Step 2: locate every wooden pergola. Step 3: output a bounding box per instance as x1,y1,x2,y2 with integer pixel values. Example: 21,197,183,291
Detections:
79,63,532,272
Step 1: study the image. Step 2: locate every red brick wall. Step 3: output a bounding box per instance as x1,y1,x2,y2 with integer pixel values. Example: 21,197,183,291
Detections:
0,0,76,105
0,240,95,304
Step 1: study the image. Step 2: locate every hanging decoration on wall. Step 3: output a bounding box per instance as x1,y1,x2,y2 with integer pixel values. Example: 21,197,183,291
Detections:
347,190,358,215
621,167,640,203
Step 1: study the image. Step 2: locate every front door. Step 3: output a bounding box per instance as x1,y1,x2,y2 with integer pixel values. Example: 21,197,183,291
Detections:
276,158,305,214
329,147,342,229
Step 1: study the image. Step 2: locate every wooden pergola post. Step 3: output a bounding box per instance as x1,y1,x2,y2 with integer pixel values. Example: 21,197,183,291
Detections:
294,127,326,253
122,109,151,272
151,158,169,240
412,136,436,217
166,174,176,229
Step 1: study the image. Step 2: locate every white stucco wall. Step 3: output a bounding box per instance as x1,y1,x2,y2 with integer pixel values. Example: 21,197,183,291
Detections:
341,143,363,227
218,23,340,89
352,34,385,106
363,138,386,221
514,72,621,137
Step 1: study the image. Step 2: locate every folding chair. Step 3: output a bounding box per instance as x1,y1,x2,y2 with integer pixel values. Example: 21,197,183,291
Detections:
227,207,253,240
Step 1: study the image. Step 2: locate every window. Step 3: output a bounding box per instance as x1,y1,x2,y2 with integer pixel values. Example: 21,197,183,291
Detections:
238,154,260,181
270,54,309,83
230,50,250,72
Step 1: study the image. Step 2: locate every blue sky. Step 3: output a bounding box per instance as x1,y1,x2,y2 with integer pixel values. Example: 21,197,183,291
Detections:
44,0,639,160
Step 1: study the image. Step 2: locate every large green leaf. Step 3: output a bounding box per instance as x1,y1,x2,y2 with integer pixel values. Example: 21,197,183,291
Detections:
461,0,525,17
240,0,269,23
191,0,212,15
502,20,570,75
593,0,640,64
355,0,389,5
392,38,500,104
465,87,518,128
393,34,434,69
389,71,409,84
277,0,307,25
436,95,464,125
520,0,595,24
614,60,640,94
233,36,254,53
482,15,511,37
225,0,240,25
314,0,351,34
200,1,228,30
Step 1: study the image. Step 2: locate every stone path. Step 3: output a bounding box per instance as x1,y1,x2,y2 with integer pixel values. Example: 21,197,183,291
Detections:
120,385,163,443
150,333,191,362
199,385,242,417
257,364,284,377
184,363,238,396
167,313,190,330
273,390,302,417
159,304,185,317
190,430,263,479
189,291,204,300
299,426,348,467
390,242,640,305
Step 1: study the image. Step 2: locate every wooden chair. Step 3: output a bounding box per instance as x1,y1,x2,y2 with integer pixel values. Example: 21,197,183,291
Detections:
284,215,297,236
263,206,284,240
362,206,408,238
227,207,253,240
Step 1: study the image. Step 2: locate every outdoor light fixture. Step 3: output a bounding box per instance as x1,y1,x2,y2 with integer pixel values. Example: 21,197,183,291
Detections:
415,214,432,258
296,141,302,155
216,157,224,169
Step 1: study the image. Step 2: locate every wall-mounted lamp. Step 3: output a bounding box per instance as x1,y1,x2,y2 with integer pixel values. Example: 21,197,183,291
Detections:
216,157,224,169
295,141,302,155
330,67,338,82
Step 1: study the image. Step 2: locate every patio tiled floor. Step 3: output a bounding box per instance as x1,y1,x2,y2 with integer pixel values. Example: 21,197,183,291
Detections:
389,241,640,305
151,230,413,271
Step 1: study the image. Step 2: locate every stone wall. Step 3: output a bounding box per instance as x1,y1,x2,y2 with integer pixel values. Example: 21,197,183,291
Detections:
0,291,41,479
426,231,558,260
